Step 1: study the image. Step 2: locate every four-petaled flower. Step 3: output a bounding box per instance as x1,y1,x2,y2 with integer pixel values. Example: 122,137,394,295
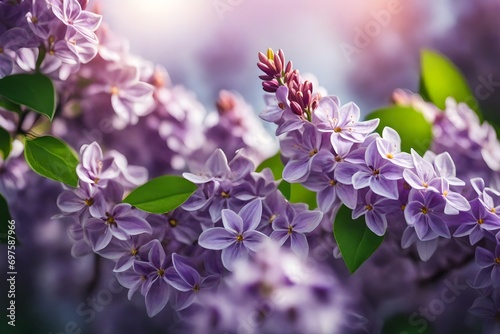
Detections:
198,199,268,271
313,96,379,154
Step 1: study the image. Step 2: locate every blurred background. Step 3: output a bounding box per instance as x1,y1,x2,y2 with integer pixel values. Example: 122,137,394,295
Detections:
2,0,500,333
100,0,500,123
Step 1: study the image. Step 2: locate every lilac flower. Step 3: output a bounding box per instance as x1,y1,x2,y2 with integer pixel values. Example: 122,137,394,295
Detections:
96,234,153,272
66,222,92,257
352,190,389,236
375,127,413,168
0,28,31,78
198,199,268,271
480,187,500,220
165,253,218,311
183,148,253,184
426,178,470,215
86,65,155,124
403,149,439,192
469,288,500,321
133,240,171,317
65,26,98,63
404,189,450,241
260,85,289,122
56,181,105,218
26,0,54,39
259,190,288,235
471,245,500,289
270,204,323,257
303,171,357,211
312,96,379,153
346,139,403,200
116,267,148,301
48,0,102,43
453,199,500,245
433,152,465,186
105,150,148,189
76,142,119,187
163,209,202,245
84,203,152,251
401,225,439,261
281,123,334,183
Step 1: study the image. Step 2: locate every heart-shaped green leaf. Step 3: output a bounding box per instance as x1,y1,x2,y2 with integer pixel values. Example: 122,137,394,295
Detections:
366,105,433,155
0,73,56,120
24,136,79,187
420,49,481,120
0,127,12,159
123,175,197,214
334,205,384,273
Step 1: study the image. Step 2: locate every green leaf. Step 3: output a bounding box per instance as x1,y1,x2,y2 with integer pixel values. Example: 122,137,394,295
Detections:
366,106,432,155
290,183,317,209
123,175,197,214
420,49,481,119
256,151,284,180
0,194,16,244
0,97,22,114
24,135,79,187
333,205,384,273
0,73,56,120
0,127,12,159
278,180,291,200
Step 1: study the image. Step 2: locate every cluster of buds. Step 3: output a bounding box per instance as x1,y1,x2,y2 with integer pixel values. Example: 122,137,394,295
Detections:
258,48,320,121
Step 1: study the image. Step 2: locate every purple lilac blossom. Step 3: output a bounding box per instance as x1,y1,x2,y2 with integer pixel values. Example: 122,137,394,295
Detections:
198,199,268,271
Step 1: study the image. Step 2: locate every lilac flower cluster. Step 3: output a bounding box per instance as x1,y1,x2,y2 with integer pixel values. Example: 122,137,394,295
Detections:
56,141,331,319
259,49,500,323
48,20,276,176
183,241,352,334
0,0,101,79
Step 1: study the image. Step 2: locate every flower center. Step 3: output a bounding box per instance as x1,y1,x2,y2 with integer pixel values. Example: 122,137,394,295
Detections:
131,248,138,256
169,219,177,227
287,225,293,235
495,258,500,265
110,86,120,95
335,156,342,162
269,214,277,224
84,198,94,206
421,206,428,215
478,218,484,225
386,153,394,159
157,268,165,277
329,179,337,186
309,148,318,157
30,16,38,24
278,102,285,110
193,284,200,292
365,204,373,211
221,191,230,199
105,213,116,226
372,169,380,176
236,234,244,242
491,208,497,213
333,126,342,133
422,182,428,188
401,204,406,211
443,190,448,197
0,47,3,54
